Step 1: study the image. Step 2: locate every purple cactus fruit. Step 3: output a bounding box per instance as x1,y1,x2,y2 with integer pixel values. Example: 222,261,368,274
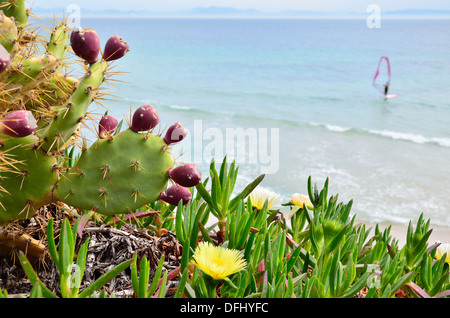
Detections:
0,110,37,137
160,185,192,206
168,163,202,188
0,43,10,73
130,105,159,132
103,35,129,61
98,115,119,139
70,28,101,64
163,122,188,145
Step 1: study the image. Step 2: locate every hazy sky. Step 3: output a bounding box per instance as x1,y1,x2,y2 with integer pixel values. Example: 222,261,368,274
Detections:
33,0,450,12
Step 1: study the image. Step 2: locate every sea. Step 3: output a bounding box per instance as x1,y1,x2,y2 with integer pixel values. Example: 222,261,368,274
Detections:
39,17,450,229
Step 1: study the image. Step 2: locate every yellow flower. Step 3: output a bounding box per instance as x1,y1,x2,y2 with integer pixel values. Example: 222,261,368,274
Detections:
290,193,312,207
192,242,247,281
289,193,313,218
435,242,450,263
249,186,280,210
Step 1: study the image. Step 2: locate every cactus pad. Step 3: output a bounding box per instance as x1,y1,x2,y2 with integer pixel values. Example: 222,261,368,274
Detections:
0,133,56,223
54,129,175,216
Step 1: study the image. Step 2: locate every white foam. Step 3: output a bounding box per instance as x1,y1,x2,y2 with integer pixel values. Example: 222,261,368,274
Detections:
325,124,351,132
310,122,450,148
310,122,351,132
169,105,191,110
367,129,450,148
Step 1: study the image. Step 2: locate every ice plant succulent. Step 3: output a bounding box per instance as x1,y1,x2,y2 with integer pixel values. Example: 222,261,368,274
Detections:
249,186,280,210
290,193,313,208
288,193,313,217
192,242,247,281
192,242,246,297
434,242,450,263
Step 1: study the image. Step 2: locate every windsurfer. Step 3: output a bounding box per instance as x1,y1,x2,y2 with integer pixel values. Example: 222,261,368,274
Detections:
384,82,389,96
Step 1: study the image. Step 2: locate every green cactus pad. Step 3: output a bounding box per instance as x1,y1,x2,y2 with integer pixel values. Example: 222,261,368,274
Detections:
0,11,18,52
55,129,174,216
38,60,107,153
0,133,56,224
47,24,69,61
0,0,28,27
1,53,59,87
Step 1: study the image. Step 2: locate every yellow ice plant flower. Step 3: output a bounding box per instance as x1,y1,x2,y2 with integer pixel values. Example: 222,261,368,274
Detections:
290,193,312,207
192,242,247,281
249,186,280,210
435,242,450,263
289,193,313,218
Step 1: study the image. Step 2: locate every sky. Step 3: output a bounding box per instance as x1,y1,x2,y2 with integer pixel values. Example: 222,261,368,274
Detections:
32,0,450,13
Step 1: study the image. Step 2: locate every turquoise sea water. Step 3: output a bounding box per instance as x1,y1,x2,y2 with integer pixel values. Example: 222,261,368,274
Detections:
63,18,450,228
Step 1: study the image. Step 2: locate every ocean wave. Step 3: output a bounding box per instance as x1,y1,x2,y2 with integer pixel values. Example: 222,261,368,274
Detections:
120,97,237,119
120,98,196,112
366,129,450,148
119,97,450,149
310,122,351,132
169,105,191,110
310,122,450,148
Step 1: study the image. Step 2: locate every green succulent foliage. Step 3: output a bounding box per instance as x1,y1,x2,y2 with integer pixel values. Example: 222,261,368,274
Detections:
0,287,7,298
301,249,371,298
418,252,449,296
179,159,449,299
303,177,355,257
90,290,116,298
195,156,265,222
19,218,133,298
401,213,433,271
175,192,209,249
225,197,265,251
130,254,168,298
3,155,448,299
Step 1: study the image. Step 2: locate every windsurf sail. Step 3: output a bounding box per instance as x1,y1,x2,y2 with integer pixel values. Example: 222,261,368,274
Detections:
373,56,391,94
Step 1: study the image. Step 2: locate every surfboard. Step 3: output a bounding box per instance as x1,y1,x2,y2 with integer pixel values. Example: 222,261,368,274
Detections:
385,93,397,99
378,93,397,100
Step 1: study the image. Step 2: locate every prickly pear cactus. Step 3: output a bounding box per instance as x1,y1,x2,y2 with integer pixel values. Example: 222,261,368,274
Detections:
0,1,201,224
55,128,175,215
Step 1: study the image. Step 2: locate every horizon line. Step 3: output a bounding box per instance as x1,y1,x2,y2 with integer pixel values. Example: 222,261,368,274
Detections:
31,6,450,18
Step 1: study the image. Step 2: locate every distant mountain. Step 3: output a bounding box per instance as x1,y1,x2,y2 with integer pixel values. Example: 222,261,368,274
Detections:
384,9,450,16
189,6,261,15
31,6,342,18
30,6,450,18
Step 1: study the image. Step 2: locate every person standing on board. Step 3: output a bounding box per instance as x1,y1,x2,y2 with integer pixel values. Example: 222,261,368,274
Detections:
383,82,390,99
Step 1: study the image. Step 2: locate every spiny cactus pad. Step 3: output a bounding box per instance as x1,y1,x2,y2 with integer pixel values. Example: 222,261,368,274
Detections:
55,129,175,216
0,134,56,223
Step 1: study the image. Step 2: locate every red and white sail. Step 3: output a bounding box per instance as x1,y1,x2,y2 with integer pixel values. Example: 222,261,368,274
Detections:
373,56,391,94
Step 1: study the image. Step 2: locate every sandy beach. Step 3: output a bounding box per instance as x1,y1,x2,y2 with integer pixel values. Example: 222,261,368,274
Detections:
365,222,450,247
